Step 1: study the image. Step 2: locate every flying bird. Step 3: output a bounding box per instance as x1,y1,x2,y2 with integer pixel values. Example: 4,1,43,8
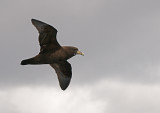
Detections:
21,19,84,90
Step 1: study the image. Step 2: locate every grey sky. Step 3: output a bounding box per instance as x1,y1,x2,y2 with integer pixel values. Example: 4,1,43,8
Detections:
1,0,160,113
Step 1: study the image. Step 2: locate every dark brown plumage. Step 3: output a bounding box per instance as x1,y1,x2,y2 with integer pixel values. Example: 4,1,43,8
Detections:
21,19,84,90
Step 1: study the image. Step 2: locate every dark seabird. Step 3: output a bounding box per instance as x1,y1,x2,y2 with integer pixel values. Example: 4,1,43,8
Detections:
21,19,84,90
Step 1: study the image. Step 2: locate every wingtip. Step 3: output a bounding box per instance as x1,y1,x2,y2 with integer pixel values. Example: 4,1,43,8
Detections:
31,18,42,25
31,18,34,21
31,18,36,23
61,88,66,91
59,76,71,91
31,19,58,33
60,86,68,90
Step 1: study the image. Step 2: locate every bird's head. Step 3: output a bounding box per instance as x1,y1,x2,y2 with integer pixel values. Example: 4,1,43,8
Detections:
71,47,84,56
63,46,84,59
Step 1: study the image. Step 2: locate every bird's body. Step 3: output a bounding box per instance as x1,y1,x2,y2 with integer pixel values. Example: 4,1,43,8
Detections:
22,46,78,65
21,19,84,90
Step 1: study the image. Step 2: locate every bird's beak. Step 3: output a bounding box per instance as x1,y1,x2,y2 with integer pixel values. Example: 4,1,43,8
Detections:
76,50,84,56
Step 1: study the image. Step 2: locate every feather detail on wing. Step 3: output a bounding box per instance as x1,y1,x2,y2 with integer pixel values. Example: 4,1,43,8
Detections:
31,19,61,53
50,61,72,90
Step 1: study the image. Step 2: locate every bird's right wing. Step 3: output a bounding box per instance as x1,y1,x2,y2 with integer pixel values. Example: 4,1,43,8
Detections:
31,19,61,53
50,61,72,90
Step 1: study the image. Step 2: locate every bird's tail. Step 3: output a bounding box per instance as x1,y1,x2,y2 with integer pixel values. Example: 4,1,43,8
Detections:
21,59,32,65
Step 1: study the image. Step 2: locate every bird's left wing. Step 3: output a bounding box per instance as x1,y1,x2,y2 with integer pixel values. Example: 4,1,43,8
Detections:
50,61,72,90
31,19,61,53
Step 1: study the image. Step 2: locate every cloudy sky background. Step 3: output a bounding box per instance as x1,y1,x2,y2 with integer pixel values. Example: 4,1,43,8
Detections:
1,0,160,113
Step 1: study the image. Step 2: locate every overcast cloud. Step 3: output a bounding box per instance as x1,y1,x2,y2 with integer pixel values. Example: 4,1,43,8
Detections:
1,0,160,113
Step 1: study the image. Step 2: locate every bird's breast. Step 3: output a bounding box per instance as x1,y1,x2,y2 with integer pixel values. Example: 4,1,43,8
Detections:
50,50,68,61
